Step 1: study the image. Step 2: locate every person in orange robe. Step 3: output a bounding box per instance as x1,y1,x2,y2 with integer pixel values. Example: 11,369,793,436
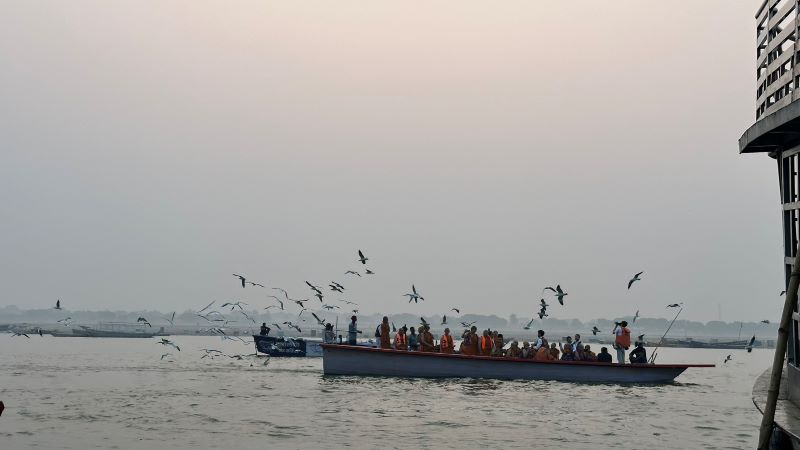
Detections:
440,328,454,354
480,330,494,356
380,316,391,349
419,325,435,352
394,327,408,350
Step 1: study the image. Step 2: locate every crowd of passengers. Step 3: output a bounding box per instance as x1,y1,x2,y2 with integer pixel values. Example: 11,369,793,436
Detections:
336,316,648,364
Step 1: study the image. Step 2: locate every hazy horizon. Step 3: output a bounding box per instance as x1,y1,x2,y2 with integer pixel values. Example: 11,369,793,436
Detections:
0,0,780,323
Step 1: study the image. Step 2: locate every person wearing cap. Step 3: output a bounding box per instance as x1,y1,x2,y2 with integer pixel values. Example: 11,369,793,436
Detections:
629,341,647,364
613,320,632,364
348,316,362,345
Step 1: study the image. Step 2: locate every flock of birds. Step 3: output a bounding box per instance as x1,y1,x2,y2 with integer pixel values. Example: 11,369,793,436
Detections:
10,255,778,366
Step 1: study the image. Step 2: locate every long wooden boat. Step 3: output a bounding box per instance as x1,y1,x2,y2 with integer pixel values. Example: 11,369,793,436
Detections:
321,344,714,383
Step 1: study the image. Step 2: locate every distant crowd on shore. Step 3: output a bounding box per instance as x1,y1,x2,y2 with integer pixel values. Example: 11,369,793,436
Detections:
331,316,648,364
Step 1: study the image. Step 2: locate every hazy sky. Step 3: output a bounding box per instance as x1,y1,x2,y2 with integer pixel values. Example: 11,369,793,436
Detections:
0,1,779,322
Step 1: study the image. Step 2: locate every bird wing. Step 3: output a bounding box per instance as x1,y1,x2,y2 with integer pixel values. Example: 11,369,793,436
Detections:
627,279,634,289
635,271,644,278
543,287,556,293
556,285,563,294
358,250,365,260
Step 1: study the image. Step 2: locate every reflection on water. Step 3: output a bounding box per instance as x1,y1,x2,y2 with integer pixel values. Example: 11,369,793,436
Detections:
0,336,772,449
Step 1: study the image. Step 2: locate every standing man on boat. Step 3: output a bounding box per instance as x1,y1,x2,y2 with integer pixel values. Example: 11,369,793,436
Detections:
260,323,270,336
613,321,631,364
348,315,362,345
379,316,391,349
480,329,494,356
440,328,454,354
533,330,546,352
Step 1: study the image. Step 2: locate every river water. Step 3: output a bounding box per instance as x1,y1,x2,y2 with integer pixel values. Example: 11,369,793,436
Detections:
0,335,773,449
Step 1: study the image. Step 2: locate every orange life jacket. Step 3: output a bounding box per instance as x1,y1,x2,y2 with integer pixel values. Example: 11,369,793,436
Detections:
395,332,407,349
440,334,454,353
480,335,493,355
615,327,631,349
535,346,549,361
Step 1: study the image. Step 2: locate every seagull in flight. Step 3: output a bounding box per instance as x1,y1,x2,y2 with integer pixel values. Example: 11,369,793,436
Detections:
221,301,247,311
293,299,308,308
161,353,173,360
314,293,324,302
724,354,732,364
11,331,30,338
460,321,476,328
781,290,787,296
760,320,770,324
157,338,180,351
247,281,265,288
746,335,756,353
627,271,644,290
163,312,175,326
358,249,368,265
54,299,62,310
338,299,359,305
352,309,359,314
441,315,447,325
267,296,285,310
539,299,549,309
137,317,152,327
306,281,322,293
329,283,344,293
365,269,374,275
451,308,460,314
523,318,535,330
632,310,640,323
283,322,301,332
311,312,327,326
591,326,601,336
57,317,73,326
404,284,424,303
199,349,223,359
537,309,548,320
666,303,683,308
391,322,397,332
197,300,215,314
420,317,429,327
544,285,568,305
238,311,256,324
322,304,340,310
232,273,247,288
272,288,289,299
345,270,361,277
271,323,282,330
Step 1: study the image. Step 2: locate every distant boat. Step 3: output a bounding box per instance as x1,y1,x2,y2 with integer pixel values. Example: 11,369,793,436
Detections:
321,344,714,383
253,335,323,357
662,338,752,350
50,322,163,338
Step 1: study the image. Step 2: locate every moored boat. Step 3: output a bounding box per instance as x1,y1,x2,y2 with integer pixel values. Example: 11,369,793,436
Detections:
253,334,323,357
321,344,713,383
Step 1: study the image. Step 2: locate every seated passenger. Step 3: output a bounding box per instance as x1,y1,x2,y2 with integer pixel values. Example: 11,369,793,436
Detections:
573,334,585,361
597,346,613,363
507,341,522,358
535,342,549,361
549,343,560,360
394,327,408,350
521,341,532,358
629,342,647,364
560,345,575,361
493,332,505,357
440,328,454,354
480,330,494,356
582,345,597,362
408,327,419,351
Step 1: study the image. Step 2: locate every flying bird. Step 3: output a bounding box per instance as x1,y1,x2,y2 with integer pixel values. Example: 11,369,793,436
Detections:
358,250,368,265
345,270,361,277
539,299,549,309
232,273,247,288
329,283,344,293
420,317,429,327
352,309,359,314
391,322,397,332
781,290,787,296
247,281,265,288
365,269,374,275
441,315,447,325
537,309,548,320
451,308,460,314
272,287,289,299
267,296,285,310
591,326,601,336
54,299,62,310
311,312,327,326
293,299,308,308
724,354,732,364
404,284,424,303
523,318,535,330
637,334,645,342
544,285,568,305
460,321,476,328
161,353,173,360
238,311,256,324
760,320,770,324
666,303,683,308
164,312,175,326
271,323,282,330
322,304,340,310
746,335,756,353
627,271,643,290
221,301,247,311
157,338,180,351
315,293,324,302
632,310,640,323
11,331,30,338
264,305,277,311
57,317,73,326
197,300,215,314
137,317,152,327
338,299,358,305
